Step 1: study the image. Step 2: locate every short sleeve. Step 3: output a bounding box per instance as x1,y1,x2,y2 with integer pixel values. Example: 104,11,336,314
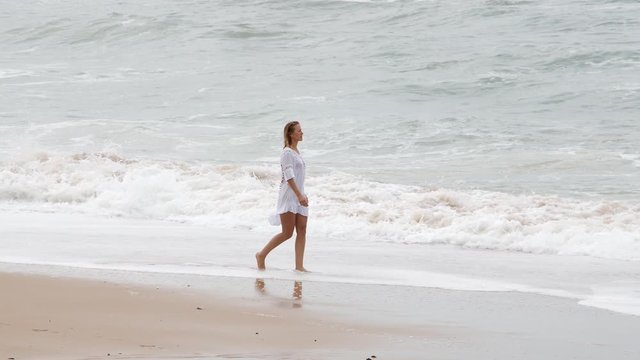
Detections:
281,150,295,180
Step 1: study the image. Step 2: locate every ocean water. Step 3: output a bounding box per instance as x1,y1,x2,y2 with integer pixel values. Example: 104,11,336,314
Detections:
1,0,640,314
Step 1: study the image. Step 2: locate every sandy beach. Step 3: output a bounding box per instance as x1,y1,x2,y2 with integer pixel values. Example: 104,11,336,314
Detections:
2,263,640,360
1,212,640,359
1,271,416,360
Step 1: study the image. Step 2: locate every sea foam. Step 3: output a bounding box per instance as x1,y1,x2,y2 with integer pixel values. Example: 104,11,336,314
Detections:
1,151,638,261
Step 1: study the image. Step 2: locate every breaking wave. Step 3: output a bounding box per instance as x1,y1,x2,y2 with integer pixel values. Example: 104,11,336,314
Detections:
2,151,639,261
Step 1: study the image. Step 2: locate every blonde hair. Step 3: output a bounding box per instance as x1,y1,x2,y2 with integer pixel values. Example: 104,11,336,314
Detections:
283,121,300,148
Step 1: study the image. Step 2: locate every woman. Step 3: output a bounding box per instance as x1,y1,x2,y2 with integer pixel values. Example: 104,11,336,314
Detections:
256,121,309,272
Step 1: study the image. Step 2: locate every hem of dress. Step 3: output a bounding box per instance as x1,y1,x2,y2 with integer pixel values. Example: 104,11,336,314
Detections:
269,206,309,226
276,208,308,217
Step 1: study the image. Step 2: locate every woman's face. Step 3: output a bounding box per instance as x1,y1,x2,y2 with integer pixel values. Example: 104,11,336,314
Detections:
292,124,303,142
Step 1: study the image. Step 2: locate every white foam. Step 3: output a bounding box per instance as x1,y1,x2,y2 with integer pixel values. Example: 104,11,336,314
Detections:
1,151,639,261
620,153,640,168
580,281,640,316
0,69,35,79
288,96,327,102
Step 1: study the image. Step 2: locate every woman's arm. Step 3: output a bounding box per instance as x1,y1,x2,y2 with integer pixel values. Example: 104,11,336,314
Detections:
287,179,308,207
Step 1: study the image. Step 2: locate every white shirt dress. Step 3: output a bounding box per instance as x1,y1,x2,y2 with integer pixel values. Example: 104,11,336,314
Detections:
269,147,308,225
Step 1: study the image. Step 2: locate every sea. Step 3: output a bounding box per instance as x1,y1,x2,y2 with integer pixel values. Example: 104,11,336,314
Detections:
1,0,639,316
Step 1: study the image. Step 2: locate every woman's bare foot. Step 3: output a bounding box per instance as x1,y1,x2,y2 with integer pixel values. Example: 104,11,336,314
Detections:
256,252,266,270
295,267,309,272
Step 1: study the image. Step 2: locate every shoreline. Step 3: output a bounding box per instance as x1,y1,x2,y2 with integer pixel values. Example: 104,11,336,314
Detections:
2,211,639,319
2,262,640,360
1,212,639,359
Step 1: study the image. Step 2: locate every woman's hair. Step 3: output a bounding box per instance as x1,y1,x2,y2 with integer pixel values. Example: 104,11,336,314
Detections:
283,121,299,148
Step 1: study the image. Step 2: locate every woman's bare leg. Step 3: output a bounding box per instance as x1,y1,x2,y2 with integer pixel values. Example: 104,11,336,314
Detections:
256,212,295,270
294,214,308,271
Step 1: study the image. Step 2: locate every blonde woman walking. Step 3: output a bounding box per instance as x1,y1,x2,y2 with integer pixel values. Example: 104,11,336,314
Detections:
256,121,309,272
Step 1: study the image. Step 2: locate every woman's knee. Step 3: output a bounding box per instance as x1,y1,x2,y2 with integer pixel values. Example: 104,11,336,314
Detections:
280,213,296,239
282,229,295,239
295,218,307,235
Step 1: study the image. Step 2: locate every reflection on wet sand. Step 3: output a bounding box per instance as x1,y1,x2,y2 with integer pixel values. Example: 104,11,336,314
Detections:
293,280,302,300
255,278,303,308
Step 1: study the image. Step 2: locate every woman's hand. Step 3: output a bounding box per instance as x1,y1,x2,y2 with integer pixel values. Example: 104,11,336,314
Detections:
298,194,309,207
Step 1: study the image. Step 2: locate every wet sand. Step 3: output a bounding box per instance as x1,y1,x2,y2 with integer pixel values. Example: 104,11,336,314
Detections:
2,262,640,360
0,271,412,360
